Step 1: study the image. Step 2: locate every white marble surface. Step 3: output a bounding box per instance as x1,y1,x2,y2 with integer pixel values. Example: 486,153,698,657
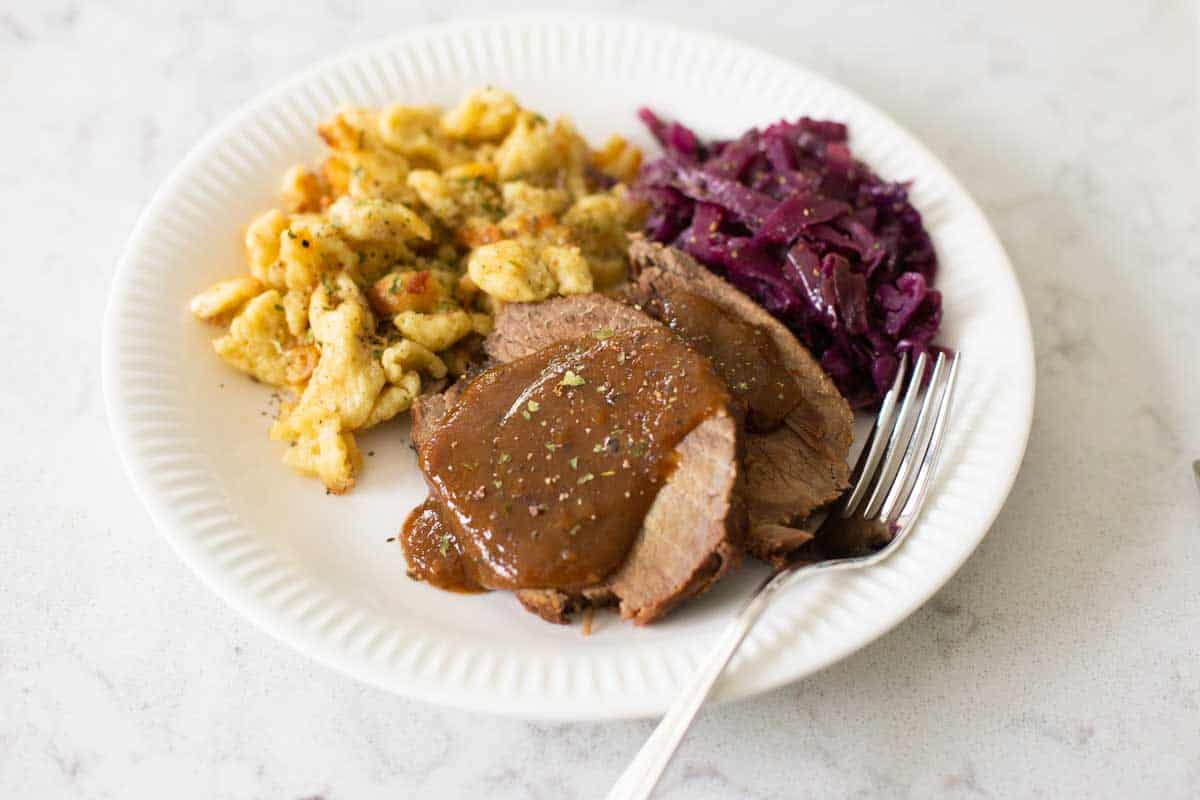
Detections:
1,0,1197,797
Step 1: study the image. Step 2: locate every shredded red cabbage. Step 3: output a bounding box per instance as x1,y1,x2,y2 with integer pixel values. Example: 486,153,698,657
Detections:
634,109,941,409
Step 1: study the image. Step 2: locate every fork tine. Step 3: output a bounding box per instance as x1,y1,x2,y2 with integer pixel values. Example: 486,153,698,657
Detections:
861,351,929,519
842,352,909,516
893,353,961,527
879,352,948,523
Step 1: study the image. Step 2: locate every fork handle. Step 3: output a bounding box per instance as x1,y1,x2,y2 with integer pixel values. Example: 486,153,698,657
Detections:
604,569,790,800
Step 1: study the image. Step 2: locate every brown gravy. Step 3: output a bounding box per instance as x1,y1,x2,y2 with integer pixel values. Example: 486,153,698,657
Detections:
400,499,484,593
402,326,729,593
652,290,800,432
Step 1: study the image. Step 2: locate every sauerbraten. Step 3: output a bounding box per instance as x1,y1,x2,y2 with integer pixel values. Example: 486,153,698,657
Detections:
401,244,855,626
403,326,732,594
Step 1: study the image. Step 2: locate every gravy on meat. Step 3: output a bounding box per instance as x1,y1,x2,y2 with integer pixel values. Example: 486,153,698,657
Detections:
650,290,801,432
400,500,482,593
402,326,730,593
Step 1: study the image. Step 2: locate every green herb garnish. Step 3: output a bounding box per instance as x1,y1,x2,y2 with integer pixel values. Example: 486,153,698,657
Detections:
559,370,585,387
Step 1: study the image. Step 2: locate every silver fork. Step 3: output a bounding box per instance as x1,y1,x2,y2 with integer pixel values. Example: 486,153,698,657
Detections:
605,350,961,800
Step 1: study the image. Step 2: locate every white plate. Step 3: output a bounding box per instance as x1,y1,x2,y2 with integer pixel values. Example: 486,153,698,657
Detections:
102,15,1034,720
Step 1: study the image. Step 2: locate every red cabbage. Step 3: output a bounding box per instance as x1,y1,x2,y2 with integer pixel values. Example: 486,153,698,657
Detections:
634,109,941,409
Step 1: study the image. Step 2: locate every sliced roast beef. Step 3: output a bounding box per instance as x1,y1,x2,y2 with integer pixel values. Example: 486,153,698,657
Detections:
405,240,855,622
516,588,582,624
411,294,654,452
625,239,854,565
483,294,654,363
408,300,743,625
515,414,741,624
605,412,741,622
410,382,462,452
